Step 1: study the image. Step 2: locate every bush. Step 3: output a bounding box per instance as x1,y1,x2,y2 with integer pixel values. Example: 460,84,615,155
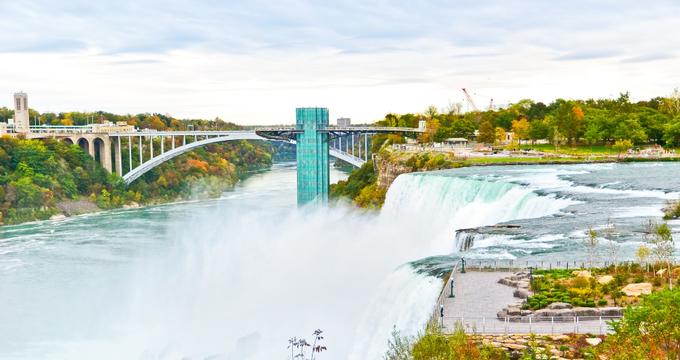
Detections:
598,288,680,359
411,323,507,360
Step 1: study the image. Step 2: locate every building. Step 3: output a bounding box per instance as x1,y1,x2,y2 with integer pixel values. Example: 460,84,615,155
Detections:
13,92,30,133
0,123,6,136
336,117,351,127
91,121,135,133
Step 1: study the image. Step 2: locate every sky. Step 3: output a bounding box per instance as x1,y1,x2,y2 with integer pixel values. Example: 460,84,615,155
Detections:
1,0,679,125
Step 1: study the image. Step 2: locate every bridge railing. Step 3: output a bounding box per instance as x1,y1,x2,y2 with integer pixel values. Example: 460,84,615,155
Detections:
441,316,622,335
457,259,675,272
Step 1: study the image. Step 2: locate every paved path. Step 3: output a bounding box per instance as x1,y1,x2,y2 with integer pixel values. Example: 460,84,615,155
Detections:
443,272,515,319
437,271,615,335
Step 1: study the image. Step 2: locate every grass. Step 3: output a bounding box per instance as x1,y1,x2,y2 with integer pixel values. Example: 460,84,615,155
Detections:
519,143,614,155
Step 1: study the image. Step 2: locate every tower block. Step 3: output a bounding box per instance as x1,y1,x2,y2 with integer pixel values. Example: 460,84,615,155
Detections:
13,92,30,133
296,108,329,205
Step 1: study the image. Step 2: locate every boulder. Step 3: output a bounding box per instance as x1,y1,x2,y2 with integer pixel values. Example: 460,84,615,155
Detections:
513,288,531,299
597,275,614,285
504,343,527,350
572,270,592,278
621,282,652,296
585,337,602,346
49,213,67,221
516,280,531,289
573,307,599,317
533,308,574,320
123,201,141,209
599,307,623,317
506,306,522,316
547,302,573,310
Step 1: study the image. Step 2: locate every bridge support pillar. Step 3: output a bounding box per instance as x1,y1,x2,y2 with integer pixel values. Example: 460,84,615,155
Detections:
100,137,113,173
296,107,329,206
114,137,123,176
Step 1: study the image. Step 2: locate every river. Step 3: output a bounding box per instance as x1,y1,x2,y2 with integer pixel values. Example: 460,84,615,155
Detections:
1,161,678,359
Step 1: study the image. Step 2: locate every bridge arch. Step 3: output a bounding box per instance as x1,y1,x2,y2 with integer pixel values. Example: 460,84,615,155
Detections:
122,133,266,184
62,138,74,145
77,137,89,151
121,134,365,185
93,137,105,164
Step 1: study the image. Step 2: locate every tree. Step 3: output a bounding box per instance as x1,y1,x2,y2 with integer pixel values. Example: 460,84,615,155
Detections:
645,221,675,289
511,118,530,143
494,127,506,146
612,139,633,158
662,88,680,116
584,227,599,269
636,245,651,273
528,120,549,143
583,122,602,145
552,100,585,144
663,115,680,146
425,105,439,120
477,121,495,144
384,326,413,360
603,219,620,269
598,288,680,360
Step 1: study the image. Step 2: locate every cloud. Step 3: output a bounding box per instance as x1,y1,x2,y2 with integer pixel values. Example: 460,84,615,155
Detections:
620,53,676,63
0,1,679,123
553,50,623,61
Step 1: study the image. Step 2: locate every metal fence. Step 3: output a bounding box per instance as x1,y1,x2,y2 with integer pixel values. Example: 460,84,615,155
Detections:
439,316,622,335
457,259,675,272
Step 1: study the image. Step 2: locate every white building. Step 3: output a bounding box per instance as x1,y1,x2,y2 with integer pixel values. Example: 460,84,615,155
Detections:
336,117,351,127
13,92,30,133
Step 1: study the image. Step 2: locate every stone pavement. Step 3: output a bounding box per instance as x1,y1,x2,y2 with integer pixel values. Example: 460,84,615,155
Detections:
437,271,616,335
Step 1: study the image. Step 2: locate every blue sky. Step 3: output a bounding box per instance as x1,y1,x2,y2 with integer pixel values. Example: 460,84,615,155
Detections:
1,0,679,124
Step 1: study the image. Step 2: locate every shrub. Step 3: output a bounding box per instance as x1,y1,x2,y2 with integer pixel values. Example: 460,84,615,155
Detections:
598,288,679,359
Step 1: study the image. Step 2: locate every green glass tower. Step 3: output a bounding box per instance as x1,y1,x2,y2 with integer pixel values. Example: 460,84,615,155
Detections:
296,107,329,205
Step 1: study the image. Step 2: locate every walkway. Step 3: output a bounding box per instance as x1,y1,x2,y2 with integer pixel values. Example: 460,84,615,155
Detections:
439,271,616,335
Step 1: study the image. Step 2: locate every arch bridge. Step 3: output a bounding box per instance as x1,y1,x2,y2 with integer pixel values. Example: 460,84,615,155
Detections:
27,109,422,205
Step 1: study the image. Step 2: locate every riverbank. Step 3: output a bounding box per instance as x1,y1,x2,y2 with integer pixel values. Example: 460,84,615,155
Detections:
0,137,274,226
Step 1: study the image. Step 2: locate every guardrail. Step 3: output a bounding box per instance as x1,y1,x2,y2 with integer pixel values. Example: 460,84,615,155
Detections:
431,261,460,324
443,316,622,335
456,259,675,272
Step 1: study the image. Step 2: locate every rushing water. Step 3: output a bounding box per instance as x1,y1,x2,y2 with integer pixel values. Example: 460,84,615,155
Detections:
1,162,679,359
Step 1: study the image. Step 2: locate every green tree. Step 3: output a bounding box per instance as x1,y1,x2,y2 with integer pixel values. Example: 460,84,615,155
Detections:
477,121,495,144
598,288,680,359
612,139,633,157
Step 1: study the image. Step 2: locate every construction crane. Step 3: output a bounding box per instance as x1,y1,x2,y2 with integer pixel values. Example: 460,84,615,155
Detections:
461,88,479,112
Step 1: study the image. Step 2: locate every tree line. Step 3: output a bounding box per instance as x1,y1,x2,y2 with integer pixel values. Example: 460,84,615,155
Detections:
375,90,680,147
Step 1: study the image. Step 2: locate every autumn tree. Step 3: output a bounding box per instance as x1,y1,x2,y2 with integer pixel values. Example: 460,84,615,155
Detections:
494,127,506,146
511,118,530,143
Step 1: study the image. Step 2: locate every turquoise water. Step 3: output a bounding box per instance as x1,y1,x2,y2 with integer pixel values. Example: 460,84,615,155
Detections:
1,161,678,359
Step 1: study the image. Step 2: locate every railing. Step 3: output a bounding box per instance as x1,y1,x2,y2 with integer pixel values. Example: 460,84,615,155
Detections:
431,261,460,324
455,259,674,272
443,316,622,335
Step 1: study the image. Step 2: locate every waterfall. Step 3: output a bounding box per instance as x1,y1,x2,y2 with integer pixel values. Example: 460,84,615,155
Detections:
348,172,575,358
1,168,576,360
